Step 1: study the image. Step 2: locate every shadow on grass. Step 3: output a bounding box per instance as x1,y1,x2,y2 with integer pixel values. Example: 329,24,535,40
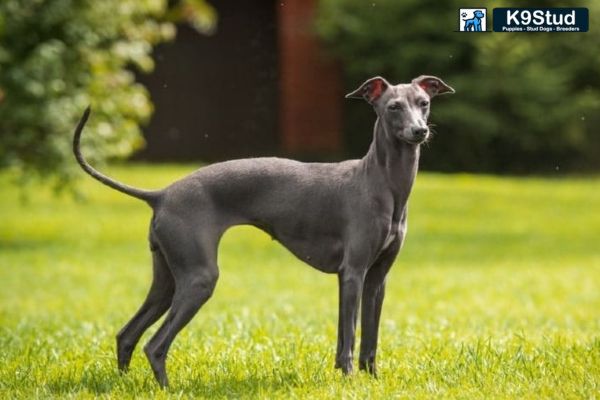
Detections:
44,365,309,397
0,238,55,251
175,371,308,397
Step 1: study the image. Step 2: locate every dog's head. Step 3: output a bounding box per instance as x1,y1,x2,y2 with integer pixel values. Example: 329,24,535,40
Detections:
346,75,454,145
473,10,484,19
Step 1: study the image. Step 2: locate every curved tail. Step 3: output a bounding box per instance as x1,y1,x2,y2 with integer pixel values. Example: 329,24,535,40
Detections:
73,107,162,206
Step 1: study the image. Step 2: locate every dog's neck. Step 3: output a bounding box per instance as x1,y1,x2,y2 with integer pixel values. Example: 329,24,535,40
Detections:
359,117,420,205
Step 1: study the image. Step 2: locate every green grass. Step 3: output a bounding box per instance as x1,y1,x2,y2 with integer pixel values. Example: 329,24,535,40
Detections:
1,164,599,399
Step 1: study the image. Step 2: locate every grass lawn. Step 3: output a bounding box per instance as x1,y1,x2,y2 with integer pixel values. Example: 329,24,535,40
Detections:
1,164,599,399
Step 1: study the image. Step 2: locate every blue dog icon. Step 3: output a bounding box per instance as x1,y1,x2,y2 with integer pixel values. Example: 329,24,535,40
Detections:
463,10,485,31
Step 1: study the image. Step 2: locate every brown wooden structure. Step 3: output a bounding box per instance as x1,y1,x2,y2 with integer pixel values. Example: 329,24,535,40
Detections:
137,0,342,162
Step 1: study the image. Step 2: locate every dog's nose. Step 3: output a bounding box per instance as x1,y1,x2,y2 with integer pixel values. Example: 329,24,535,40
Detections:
412,127,428,138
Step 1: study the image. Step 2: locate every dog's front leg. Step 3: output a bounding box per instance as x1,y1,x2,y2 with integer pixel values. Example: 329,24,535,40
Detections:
358,238,400,376
334,274,344,369
335,269,365,374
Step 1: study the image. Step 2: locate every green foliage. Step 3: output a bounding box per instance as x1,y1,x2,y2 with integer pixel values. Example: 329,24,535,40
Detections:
1,165,599,397
316,0,600,173
0,0,215,191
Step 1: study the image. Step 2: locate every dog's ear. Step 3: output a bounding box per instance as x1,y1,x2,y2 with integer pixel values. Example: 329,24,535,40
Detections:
345,77,390,105
412,75,455,98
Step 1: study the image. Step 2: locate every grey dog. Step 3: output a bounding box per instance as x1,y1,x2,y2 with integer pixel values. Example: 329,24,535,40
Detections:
73,75,454,387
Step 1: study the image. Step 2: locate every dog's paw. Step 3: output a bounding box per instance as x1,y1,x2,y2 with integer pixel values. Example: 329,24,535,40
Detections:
359,359,378,378
336,356,353,375
116,339,134,372
342,362,353,375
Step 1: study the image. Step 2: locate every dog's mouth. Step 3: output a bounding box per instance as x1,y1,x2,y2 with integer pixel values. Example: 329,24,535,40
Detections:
400,133,429,145
396,136,427,146
406,138,427,145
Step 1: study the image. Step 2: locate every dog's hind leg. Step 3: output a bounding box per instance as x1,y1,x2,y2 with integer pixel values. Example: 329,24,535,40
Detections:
116,248,175,372
142,227,220,388
143,266,218,387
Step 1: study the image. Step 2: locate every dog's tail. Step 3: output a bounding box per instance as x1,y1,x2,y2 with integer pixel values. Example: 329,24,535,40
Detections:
73,107,162,206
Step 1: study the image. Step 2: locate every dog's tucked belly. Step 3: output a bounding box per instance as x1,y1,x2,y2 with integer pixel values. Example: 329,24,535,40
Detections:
259,225,344,273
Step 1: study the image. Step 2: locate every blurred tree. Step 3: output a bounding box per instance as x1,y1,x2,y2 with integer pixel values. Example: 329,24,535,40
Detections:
316,0,600,173
0,0,216,191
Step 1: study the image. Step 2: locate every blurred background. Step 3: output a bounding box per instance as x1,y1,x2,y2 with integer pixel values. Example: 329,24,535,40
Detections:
0,0,599,190
1,3,599,396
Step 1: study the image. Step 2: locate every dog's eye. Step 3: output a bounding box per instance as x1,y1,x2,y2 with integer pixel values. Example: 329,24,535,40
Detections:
419,100,429,108
388,103,402,111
